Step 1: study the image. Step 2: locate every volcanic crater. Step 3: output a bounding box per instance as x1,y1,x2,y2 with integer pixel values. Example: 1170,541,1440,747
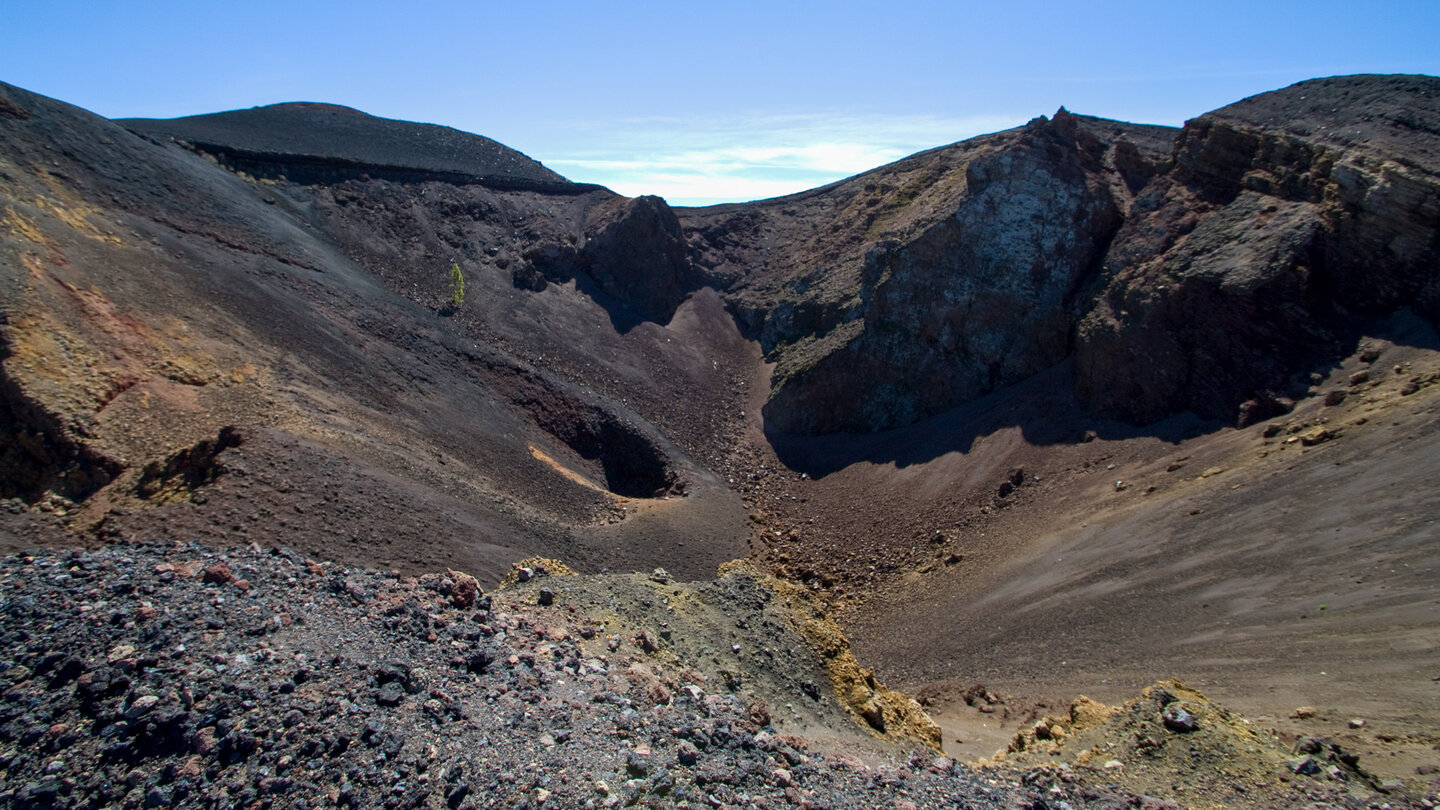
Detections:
0,74,1438,808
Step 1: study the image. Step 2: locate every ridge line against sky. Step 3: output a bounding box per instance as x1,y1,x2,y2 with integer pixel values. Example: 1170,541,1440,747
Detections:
5,0,1439,205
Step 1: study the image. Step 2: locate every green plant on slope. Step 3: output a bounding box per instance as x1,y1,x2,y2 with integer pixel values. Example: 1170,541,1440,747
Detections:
448,262,465,308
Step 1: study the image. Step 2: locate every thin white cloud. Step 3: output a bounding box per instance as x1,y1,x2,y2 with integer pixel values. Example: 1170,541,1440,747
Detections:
543,112,1022,206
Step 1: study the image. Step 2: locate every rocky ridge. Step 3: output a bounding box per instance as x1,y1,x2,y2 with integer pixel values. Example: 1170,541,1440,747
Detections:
0,541,1157,810
5,542,1429,809
677,75,1440,435
121,104,576,191
1077,74,1440,424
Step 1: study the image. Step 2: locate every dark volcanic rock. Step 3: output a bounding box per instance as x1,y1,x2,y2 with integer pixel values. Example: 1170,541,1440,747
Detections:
579,194,696,323
1076,75,1440,424
760,111,1128,434
0,543,1147,810
678,75,1439,435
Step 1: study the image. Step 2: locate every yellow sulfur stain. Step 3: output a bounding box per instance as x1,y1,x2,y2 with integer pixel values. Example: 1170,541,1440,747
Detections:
20,252,45,280
718,560,944,751
35,197,124,246
528,442,618,498
3,205,54,249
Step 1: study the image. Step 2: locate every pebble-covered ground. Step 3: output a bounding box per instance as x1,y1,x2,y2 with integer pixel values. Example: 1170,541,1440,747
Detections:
0,541,1172,809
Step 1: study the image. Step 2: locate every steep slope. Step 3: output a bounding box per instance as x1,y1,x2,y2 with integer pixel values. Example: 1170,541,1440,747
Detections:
0,80,750,584
680,112,1177,434
1078,74,1440,424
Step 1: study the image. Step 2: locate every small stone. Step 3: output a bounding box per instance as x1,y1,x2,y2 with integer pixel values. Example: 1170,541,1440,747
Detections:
1287,756,1321,775
21,780,61,804
1347,717,1365,729
124,695,160,720
191,727,218,755
772,768,793,787
635,630,661,653
1290,706,1317,720
1103,759,1123,770
447,569,480,608
649,567,671,584
1161,705,1198,733
178,756,203,778
537,588,554,606
375,682,405,707
202,563,235,585
860,701,886,731
107,644,138,664
676,741,700,766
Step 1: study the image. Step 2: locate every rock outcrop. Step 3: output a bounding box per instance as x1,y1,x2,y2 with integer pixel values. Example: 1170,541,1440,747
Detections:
579,194,695,323
677,75,1440,434
761,111,1127,434
1076,75,1440,424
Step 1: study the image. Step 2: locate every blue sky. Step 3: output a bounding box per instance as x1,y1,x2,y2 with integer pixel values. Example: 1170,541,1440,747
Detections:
5,1,1438,205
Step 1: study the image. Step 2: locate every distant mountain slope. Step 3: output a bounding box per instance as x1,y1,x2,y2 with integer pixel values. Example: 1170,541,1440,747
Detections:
121,102,575,188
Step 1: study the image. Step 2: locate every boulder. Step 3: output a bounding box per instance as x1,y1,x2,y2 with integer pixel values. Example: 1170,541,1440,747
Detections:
580,195,695,323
